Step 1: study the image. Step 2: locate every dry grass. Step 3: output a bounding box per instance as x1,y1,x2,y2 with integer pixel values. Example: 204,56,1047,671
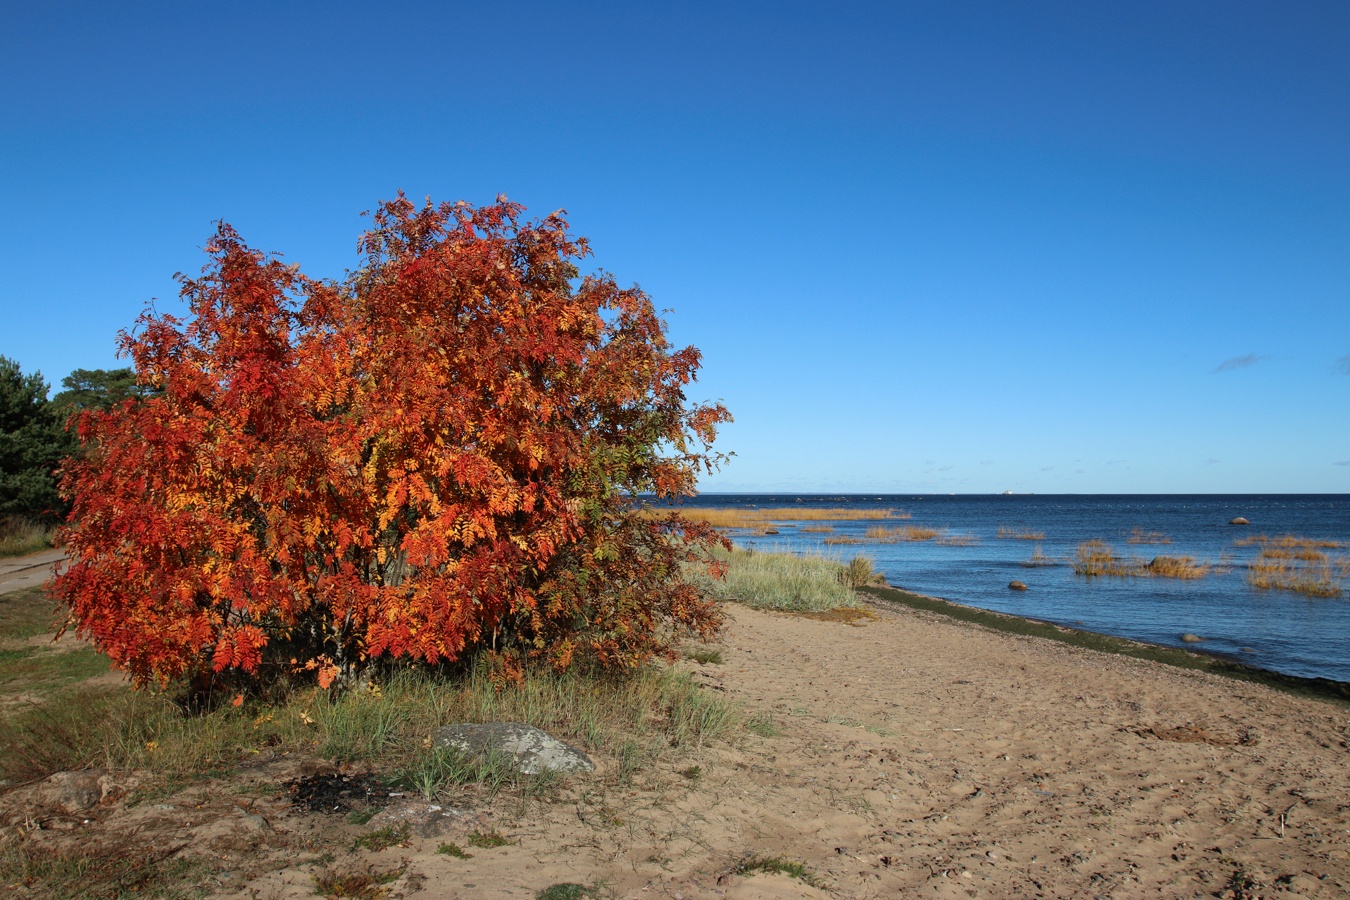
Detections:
1020,546,1055,568
798,525,834,533
1247,556,1348,598
935,533,979,546
1126,528,1172,545
1073,541,1213,580
997,527,1046,540
645,507,899,529
821,536,864,545
1143,556,1212,579
865,525,939,543
1235,534,1345,551
0,516,54,558
1231,535,1348,596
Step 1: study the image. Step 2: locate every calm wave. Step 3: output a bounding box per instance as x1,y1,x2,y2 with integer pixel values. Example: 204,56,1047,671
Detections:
661,494,1350,683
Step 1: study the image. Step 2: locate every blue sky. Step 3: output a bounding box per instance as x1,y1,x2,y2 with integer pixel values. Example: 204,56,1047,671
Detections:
2,1,1347,493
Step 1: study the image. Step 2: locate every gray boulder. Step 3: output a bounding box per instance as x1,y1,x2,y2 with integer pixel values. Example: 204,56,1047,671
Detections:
432,722,594,775
1229,517,1250,526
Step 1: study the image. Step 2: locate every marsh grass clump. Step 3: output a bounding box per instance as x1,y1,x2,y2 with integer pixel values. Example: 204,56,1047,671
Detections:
798,524,834,532
936,532,979,546
1235,534,1345,551
687,546,859,611
997,526,1046,540
1073,541,1215,580
865,525,940,542
1143,556,1212,579
821,536,864,545
1021,546,1055,568
1232,535,1348,597
839,554,877,590
1126,528,1172,545
1247,556,1347,598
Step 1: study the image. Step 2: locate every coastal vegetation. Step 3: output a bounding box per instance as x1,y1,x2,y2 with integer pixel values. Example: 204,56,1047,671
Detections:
686,546,866,611
1235,535,1348,597
1126,528,1172,545
1073,540,1213,579
865,524,940,542
997,526,1045,540
1021,546,1055,567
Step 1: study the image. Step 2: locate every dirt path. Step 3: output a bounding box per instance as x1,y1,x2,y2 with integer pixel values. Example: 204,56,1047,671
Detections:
0,549,65,594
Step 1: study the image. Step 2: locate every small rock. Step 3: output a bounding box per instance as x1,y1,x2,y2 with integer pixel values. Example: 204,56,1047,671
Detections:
368,800,482,838
45,770,108,813
432,722,594,775
1229,517,1250,526
1180,633,1204,643
239,813,270,832
1008,580,1028,591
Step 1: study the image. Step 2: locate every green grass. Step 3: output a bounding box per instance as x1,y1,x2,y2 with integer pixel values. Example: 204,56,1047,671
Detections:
0,585,66,641
861,583,1350,706
688,545,860,611
683,646,723,665
0,645,113,689
0,840,207,899
467,829,514,848
436,842,473,858
353,823,409,851
1,652,736,796
536,884,605,900
734,855,820,887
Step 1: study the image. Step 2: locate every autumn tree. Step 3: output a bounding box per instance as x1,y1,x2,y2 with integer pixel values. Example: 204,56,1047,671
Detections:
54,196,730,692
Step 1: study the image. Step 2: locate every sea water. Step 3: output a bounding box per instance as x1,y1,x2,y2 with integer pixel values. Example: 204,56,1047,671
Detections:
661,494,1350,683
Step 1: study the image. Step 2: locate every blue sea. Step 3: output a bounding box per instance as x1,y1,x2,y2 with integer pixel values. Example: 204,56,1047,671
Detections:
662,494,1350,684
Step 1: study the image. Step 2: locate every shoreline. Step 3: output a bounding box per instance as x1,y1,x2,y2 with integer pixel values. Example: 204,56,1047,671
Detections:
862,583,1350,707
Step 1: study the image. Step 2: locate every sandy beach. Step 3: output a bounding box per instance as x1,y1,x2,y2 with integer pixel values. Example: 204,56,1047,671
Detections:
5,585,1349,898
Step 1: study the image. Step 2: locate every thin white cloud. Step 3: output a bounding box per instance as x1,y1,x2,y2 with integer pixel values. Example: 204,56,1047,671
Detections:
1215,354,1265,373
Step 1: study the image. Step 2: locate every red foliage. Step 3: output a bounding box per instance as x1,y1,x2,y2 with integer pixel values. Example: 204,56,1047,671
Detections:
54,196,730,689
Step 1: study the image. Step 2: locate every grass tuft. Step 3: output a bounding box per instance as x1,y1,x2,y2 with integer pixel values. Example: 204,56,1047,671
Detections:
997,526,1046,540
1073,541,1213,580
1126,528,1172,545
313,864,404,899
688,546,859,611
734,855,820,887
1020,546,1055,568
437,842,473,858
467,829,514,848
353,823,410,851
